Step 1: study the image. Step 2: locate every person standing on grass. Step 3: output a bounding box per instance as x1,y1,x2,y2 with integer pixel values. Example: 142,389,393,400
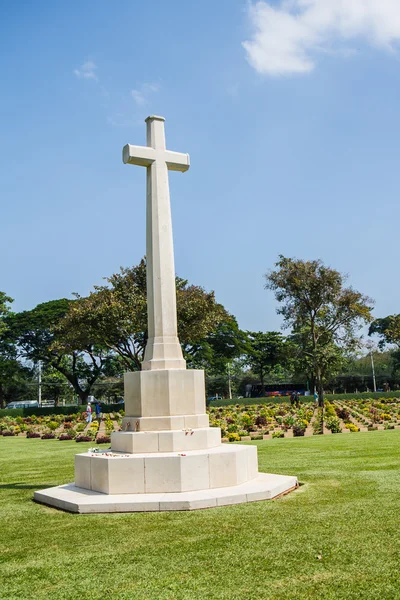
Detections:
86,401,92,423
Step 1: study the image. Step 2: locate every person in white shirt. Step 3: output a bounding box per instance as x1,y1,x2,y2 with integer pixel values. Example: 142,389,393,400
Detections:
86,402,92,423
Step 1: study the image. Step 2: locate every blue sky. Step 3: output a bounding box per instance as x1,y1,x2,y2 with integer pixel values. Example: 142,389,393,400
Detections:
1,0,400,333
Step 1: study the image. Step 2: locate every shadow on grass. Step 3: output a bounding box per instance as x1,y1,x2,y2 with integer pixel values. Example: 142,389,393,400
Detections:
0,482,53,490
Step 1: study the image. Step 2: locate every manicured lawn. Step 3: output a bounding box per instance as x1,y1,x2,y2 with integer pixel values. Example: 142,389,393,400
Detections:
1,432,400,599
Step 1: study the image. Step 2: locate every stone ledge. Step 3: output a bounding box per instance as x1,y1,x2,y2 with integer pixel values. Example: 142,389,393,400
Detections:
111,427,221,453
33,473,299,513
122,414,210,431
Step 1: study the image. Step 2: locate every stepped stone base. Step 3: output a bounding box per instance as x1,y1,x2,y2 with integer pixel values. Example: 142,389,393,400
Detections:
74,444,258,494
34,366,299,513
34,473,298,513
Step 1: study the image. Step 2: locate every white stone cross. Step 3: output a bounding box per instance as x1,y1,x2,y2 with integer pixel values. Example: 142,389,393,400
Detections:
123,116,189,371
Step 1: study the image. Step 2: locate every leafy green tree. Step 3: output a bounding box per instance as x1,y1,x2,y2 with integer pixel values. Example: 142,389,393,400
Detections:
185,318,247,373
369,315,400,348
0,359,34,408
8,298,71,359
245,331,288,392
8,299,113,404
266,256,374,405
344,350,392,377
0,292,30,408
39,365,70,407
58,259,229,371
329,349,395,393
0,292,13,336
7,261,229,402
92,377,124,403
289,330,348,395
369,315,400,376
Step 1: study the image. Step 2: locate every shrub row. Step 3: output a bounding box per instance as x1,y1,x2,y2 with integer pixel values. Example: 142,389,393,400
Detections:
326,391,400,401
209,391,400,406
0,403,123,418
208,397,289,407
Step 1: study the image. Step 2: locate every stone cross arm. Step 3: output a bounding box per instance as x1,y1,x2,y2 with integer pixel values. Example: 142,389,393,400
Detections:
122,144,190,172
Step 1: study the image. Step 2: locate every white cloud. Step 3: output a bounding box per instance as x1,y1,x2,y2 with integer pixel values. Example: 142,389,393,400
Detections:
74,60,98,80
131,90,146,105
131,82,159,105
107,114,142,128
243,0,400,76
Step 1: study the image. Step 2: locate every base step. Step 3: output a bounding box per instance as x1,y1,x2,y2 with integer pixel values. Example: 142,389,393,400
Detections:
34,473,298,513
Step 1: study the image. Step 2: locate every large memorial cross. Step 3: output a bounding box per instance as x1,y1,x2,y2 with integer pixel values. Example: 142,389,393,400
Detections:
34,115,298,513
123,116,188,371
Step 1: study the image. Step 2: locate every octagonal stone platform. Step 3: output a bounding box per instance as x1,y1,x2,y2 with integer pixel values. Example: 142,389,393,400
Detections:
34,472,298,513
34,436,299,512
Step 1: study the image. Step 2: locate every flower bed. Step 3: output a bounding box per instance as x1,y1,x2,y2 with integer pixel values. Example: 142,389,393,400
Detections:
0,412,120,441
208,402,315,439
1,398,399,442
96,435,111,444
41,432,56,440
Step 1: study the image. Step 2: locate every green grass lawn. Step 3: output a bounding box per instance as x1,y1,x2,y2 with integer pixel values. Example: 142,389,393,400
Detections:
1,432,400,600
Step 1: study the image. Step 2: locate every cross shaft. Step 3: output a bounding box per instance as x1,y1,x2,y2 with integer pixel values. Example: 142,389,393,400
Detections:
123,116,189,371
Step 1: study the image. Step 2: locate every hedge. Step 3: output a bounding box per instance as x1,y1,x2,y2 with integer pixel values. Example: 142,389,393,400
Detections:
325,391,400,401
208,391,400,407
208,397,289,407
0,402,124,418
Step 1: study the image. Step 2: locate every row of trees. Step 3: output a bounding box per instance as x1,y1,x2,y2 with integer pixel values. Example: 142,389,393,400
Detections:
0,256,397,408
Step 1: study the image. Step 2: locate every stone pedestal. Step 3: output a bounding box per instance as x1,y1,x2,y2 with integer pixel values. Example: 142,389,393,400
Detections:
122,369,208,430
34,368,298,513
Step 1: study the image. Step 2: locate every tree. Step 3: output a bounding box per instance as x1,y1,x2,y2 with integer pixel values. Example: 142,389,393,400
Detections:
8,299,113,404
7,260,229,402
333,349,394,393
40,365,71,407
369,315,400,349
57,259,229,371
0,358,33,408
369,315,400,376
184,318,248,398
245,331,288,392
92,377,124,403
185,318,247,372
0,292,13,336
0,292,29,408
265,256,374,405
288,329,348,395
